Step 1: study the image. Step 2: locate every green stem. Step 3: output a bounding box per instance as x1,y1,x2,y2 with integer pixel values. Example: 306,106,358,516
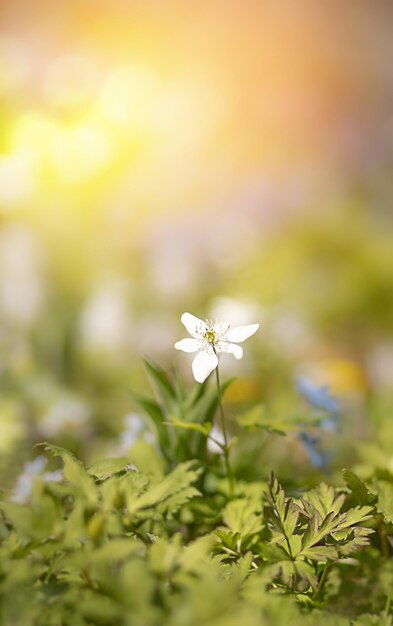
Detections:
383,592,391,620
215,364,234,498
313,561,330,600
376,515,389,558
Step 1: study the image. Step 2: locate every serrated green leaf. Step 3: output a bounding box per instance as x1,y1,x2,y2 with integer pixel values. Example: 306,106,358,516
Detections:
265,475,302,551
127,461,201,516
343,469,378,507
87,457,133,480
127,440,164,479
303,483,346,519
340,506,374,529
236,406,291,435
335,527,374,556
298,545,338,562
257,542,289,563
375,480,393,524
157,486,201,515
301,511,340,551
38,443,97,502
223,498,263,536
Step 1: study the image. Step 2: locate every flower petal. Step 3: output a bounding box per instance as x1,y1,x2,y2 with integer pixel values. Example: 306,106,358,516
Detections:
217,342,243,359
192,350,218,383
174,338,200,353
226,323,259,343
181,312,206,338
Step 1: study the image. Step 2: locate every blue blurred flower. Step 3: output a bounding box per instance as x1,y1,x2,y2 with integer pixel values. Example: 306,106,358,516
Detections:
299,433,331,469
295,376,339,414
295,376,340,469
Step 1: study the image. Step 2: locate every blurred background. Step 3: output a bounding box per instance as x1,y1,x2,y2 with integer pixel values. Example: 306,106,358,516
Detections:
0,0,392,487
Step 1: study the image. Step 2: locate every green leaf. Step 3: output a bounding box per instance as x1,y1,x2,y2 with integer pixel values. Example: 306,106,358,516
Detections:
0,502,34,537
127,461,201,516
131,394,171,457
303,483,346,519
223,497,263,536
38,443,97,502
87,457,133,480
186,379,209,409
236,405,289,435
342,469,378,507
300,511,340,551
334,527,374,556
293,561,318,591
265,474,302,550
189,378,236,425
298,545,338,562
164,420,211,436
340,506,374,529
127,440,165,479
144,357,176,401
257,542,289,563
375,480,393,524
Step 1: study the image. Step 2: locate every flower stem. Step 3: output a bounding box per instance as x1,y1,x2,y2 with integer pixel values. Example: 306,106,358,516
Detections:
313,562,331,600
376,515,389,557
215,364,234,498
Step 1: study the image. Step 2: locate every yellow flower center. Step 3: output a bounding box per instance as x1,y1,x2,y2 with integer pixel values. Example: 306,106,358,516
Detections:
204,329,216,344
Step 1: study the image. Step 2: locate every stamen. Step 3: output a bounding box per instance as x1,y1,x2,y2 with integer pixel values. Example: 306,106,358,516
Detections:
204,329,216,344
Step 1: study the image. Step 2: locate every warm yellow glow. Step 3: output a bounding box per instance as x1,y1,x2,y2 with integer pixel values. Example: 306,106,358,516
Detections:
52,123,113,183
42,54,98,108
0,154,37,207
99,65,160,130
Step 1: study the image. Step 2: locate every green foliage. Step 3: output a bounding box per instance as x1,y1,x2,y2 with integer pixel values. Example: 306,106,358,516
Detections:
0,442,385,626
0,361,392,625
131,358,234,470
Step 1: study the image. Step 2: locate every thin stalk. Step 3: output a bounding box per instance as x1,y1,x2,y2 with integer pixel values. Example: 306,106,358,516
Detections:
313,561,331,600
376,515,389,558
383,592,391,620
215,363,234,498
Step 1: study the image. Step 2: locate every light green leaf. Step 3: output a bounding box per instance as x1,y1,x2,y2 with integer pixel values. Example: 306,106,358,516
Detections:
298,545,338,562
223,498,263,536
342,469,378,507
144,357,176,401
164,420,211,436
375,480,393,524
39,443,97,503
127,461,201,516
87,457,133,480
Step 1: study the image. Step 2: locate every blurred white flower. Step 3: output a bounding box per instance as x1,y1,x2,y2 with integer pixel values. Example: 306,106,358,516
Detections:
117,413,155,453
367,342,393,390
40,398,89,436
0,155,36,206
120,413,143,449
207,425,226,455
175,312,259,383
0,224,45,324
11,456,62,503
269,307,314,356
79,282,133,353
211,297,262,327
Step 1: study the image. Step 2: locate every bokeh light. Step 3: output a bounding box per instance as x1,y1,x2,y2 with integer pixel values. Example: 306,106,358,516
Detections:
0,0,392,481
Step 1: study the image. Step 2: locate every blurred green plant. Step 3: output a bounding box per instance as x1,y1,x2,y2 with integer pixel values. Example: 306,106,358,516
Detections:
1,361,393,625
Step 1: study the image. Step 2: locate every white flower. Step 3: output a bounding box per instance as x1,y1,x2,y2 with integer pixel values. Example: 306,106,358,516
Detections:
11,456,63,504
207,425,226,455
175,312,259,383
